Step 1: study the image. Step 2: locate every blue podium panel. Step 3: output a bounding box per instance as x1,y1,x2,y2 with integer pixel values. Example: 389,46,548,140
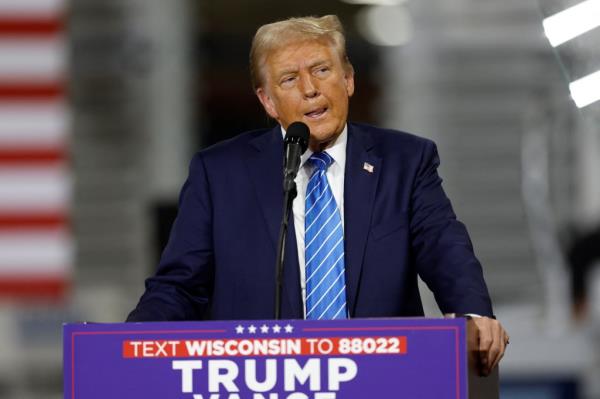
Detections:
64,318,467,399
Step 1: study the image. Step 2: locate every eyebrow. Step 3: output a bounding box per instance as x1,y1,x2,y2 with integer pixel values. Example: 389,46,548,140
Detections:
308,59,330,69
276,59,332,79
277,68,298,78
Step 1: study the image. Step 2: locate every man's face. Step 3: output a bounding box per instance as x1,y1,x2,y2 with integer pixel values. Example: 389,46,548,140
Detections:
256,39,354,151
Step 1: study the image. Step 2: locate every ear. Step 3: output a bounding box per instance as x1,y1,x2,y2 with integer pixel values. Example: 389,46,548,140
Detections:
344,69,355,98
256,88,280,120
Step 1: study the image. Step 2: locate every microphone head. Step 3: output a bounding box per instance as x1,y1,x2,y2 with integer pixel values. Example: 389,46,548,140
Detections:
284,121,310,154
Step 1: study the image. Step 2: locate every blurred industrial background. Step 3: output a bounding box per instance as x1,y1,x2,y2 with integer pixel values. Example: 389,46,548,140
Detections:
0,0,599,397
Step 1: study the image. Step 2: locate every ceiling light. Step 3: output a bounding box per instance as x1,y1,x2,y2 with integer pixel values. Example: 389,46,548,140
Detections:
543,0,600,47
569,70,600,108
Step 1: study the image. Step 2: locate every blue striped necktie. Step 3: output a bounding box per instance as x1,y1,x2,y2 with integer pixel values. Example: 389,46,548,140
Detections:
305,151,347,320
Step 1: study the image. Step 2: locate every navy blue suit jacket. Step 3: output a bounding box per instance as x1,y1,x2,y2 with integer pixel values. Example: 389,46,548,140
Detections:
127,123,493,321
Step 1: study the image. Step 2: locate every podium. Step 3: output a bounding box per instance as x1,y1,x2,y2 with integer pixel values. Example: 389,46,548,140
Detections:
64,318,497,398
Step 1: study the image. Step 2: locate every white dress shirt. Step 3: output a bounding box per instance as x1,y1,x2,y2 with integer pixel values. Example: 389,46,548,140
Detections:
282,125,347,316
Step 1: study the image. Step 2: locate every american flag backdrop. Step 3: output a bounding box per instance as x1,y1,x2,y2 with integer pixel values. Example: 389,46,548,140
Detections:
0,0,72,300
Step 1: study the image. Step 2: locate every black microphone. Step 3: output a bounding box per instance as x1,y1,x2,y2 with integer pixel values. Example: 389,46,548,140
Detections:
275,121,309,319
283,122,310,194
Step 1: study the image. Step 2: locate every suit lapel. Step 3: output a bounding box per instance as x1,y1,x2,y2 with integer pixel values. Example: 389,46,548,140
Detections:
344,124,381,317
245,127,302,318
245,127,284,248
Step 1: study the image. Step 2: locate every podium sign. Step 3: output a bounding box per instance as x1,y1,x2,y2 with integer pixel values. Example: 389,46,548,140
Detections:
64,318,467,399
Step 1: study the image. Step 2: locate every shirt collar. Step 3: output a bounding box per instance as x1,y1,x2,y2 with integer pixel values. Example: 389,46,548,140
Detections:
280,124,348,170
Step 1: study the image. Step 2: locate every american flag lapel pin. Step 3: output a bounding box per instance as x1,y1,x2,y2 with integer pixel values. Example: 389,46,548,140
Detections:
363,162,374,173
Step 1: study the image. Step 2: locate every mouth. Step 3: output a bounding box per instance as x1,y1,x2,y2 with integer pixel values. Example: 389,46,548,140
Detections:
304,107,328,120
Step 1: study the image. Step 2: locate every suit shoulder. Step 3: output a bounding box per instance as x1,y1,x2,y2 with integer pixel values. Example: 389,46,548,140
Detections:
349,122,435,151
192,127,275,163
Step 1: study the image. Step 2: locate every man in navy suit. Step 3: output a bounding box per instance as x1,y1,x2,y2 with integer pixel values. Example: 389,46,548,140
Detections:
128,15,508,374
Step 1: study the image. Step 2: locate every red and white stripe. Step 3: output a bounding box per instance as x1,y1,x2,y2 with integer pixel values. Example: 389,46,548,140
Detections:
0,0,71,300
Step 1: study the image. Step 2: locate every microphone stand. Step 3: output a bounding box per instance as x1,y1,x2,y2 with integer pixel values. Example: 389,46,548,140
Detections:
274,173,297,320
274,122,308,320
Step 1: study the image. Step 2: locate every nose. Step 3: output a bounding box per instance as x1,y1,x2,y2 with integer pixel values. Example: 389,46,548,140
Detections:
299,73,319,99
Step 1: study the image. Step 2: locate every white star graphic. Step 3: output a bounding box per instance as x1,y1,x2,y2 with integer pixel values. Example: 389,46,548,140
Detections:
248,325,257,334
235,325,244,334
284,324,294,333
260,324,269,333
272,324,282,333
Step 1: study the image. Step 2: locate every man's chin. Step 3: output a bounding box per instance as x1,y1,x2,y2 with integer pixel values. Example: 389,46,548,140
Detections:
305,120,339,136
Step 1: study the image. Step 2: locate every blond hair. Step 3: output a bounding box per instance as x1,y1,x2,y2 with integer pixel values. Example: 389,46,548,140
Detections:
249,15,353,90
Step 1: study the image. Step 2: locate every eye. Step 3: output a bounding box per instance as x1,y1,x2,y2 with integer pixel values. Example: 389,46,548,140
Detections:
280,76,296,87
315,66,330,76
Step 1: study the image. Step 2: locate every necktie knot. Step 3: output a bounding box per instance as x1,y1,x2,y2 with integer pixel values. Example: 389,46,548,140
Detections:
308,152,333,171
